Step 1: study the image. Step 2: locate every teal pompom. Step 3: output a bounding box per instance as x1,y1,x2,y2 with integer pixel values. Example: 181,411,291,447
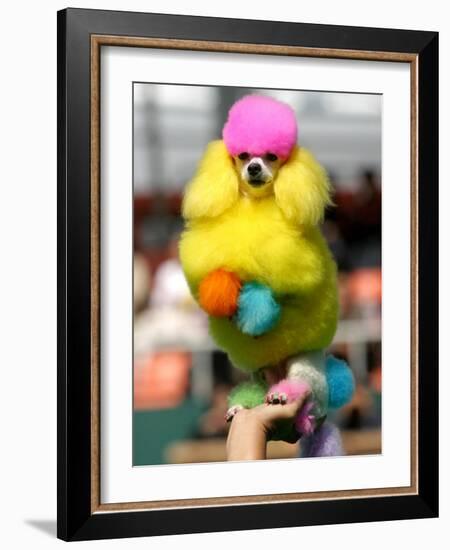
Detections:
326,355,355,409
236,282,281,336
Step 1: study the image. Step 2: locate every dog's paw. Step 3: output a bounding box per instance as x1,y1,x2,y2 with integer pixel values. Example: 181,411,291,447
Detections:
199,269,241,317
236,282,281,336
266,379,311,405
225,405,245,422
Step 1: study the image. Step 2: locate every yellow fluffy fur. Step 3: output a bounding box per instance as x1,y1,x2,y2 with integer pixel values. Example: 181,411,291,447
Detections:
179,140,338,371
274,146,333,226
182,141,239,220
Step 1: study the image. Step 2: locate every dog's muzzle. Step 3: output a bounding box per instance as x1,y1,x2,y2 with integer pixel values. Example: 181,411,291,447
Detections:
247,162,266,186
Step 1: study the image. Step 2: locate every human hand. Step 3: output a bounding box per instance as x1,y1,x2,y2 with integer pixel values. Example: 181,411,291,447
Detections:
226,391,310,461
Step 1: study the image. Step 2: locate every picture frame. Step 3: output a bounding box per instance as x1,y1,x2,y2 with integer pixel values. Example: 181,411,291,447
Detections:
57,7,438,541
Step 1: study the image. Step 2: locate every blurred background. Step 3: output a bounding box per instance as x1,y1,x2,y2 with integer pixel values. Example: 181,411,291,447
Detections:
133,84,382,466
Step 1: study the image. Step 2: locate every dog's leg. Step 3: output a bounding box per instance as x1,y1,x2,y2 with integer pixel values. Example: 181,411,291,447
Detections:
235,282,281,336
198,268,241,317
226,374,267,422
299,421,344,457
266,351,328,436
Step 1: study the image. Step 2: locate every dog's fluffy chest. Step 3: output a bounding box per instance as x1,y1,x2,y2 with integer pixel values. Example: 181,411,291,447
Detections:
179,195,329,296
220,196,292,250
201,196,302,269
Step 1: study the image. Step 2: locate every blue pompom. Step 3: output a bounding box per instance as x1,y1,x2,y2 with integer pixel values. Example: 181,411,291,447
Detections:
236,282,281,336
326,355,355,409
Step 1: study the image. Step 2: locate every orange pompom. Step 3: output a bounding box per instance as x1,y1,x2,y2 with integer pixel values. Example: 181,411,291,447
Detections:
199,269,242,317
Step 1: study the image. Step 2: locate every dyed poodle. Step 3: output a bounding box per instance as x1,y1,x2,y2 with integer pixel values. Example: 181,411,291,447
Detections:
179,95,354,454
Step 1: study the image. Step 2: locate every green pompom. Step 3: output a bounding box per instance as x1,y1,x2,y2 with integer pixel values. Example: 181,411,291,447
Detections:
228,378,267,409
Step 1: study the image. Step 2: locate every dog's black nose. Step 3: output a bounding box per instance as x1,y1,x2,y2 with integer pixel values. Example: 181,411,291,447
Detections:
247,162,262,177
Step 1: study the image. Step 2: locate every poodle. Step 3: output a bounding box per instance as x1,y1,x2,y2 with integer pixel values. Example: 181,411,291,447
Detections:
179,95,354,453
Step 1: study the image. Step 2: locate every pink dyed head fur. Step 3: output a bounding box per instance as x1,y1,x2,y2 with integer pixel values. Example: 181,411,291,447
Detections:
222,95,298,159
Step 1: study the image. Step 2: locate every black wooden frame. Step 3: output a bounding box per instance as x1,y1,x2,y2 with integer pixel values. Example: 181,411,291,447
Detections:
57,7,438,541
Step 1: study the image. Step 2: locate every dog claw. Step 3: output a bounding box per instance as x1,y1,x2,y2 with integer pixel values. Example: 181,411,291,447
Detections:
225,405,244,422
266,392,288,405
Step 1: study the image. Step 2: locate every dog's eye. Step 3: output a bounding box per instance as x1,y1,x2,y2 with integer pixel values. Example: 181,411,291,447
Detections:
238,152,249,160
265,153,278,162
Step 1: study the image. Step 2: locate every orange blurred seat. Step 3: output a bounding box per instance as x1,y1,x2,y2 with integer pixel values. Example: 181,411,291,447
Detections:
347,268,382,309
134,351,191,410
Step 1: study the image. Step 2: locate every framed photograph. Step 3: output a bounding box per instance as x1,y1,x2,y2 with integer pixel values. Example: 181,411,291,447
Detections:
57,8,438,541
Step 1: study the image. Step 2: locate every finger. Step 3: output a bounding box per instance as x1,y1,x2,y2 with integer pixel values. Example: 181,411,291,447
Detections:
260,393,311,422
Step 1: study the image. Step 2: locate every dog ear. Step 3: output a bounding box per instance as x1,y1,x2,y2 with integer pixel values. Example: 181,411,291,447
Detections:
274,146,332,227
182,140,239,220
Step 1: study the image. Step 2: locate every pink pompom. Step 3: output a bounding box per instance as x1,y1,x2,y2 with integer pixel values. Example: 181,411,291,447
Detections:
268,379,310,403
295,401,316,436
222,95,298,159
